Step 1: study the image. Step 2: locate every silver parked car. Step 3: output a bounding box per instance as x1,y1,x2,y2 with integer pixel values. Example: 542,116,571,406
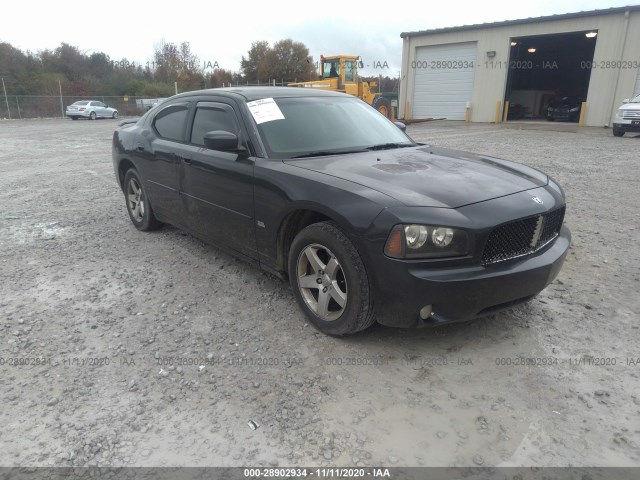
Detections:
65,100,119,120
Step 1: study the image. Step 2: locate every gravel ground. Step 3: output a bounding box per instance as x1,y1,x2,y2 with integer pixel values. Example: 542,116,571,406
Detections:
0,118,639,468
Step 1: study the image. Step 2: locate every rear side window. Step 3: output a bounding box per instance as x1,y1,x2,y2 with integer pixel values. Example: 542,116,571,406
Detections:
190,103,238,146
153,105,188,142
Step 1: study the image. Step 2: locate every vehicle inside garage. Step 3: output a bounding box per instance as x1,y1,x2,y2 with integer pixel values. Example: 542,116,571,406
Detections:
504,31,598,121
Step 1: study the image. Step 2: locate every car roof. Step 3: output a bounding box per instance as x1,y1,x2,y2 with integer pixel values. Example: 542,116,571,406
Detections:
172,86,349,102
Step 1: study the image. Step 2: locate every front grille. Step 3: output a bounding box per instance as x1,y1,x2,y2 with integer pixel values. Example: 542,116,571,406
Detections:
481,207,565,265
623,111,640,119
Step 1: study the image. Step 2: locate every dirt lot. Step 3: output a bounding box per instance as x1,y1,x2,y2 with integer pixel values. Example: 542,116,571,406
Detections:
0,118,639,468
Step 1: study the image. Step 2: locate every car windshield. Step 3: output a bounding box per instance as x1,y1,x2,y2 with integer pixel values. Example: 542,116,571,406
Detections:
73,101,90,106
253,96,413,159
630,94,640,103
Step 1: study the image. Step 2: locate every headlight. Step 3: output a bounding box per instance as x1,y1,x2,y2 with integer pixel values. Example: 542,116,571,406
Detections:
385,224,469,259
615,109,624,120
404,225,428,249
569,107,579,112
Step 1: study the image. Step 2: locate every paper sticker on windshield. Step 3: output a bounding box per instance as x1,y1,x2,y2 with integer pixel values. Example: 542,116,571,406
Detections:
246,98,285,124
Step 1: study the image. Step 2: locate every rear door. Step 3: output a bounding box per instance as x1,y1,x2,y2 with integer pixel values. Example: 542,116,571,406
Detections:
91,101,105,117
177,99,257,259
136,101,190,224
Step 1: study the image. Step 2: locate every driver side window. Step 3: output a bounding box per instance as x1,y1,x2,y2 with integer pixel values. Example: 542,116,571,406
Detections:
190,103,239,146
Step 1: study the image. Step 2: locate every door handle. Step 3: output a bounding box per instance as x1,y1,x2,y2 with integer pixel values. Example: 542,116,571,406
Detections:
135,144,145,152
180,154,192,164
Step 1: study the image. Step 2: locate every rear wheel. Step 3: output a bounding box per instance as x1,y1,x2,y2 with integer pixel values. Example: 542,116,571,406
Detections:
89,111,96,120
71,116,78,120
372,96,392,120
613,129,624,137
288,221,375,335
123,169,162,231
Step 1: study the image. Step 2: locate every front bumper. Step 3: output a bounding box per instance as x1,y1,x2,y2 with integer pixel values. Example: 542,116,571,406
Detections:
370,225,571,328
613,122,640,133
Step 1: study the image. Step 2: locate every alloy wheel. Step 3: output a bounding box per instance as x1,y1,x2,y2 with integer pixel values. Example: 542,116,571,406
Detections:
127,177,145,223
296,244,348,321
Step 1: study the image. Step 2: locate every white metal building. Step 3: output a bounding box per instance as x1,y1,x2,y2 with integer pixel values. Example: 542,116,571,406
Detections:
399,6,640,127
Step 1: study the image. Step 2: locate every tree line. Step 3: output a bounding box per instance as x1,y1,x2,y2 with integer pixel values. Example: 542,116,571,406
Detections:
0,38,398,98
0,39,317,97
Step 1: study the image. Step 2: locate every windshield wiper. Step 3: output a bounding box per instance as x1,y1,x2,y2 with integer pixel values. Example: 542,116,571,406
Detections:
365,143,414,151
290,149,368,159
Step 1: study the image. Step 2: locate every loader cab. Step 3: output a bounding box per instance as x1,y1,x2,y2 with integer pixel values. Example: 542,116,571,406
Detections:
323,59,340,78
319,55,359,95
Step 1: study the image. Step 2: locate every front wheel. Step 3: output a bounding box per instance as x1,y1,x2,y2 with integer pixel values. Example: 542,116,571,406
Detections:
123,169,162,231
288,222,375,335
613,129,624,137
372,96,392,120
112,111,119,119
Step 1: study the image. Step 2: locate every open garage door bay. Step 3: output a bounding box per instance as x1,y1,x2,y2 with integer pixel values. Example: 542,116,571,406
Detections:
412,43,477,120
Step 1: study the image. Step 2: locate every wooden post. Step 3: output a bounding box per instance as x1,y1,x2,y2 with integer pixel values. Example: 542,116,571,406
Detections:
495,101,502,124
578,102,587,127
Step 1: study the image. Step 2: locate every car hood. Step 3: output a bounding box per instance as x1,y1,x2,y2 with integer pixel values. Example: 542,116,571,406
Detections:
619,102,640,111
283,145,548,208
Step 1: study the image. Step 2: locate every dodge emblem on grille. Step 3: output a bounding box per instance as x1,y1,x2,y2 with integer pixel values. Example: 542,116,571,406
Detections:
531,196,543,205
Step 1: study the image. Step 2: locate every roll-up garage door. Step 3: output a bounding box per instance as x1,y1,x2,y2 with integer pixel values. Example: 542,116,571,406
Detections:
412,42,477,120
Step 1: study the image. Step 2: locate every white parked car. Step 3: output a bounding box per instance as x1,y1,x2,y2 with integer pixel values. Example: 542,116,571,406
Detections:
613,94,640,137
66,100,119,120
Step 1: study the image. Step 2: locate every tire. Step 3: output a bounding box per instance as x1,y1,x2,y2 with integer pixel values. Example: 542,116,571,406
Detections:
546,117,555,122
112,111,119,119
89,111,96,120
613,129,624,137
123,168,162,231
288,221,375,335
372,96,392,120
71,116,78,120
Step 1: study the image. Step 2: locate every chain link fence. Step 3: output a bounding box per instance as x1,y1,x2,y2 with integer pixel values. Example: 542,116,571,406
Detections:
0,95,158,119
0,82,295,120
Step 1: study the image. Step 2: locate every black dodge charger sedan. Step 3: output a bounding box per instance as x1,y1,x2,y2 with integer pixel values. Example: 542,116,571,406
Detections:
112,87,570,335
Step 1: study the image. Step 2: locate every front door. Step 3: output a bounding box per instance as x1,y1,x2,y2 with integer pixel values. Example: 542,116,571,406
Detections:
178,100,257,259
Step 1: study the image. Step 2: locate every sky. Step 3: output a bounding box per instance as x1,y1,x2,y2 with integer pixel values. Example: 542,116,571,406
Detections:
0,0,635,77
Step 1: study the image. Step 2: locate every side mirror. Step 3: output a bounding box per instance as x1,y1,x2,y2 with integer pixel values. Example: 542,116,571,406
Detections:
394,121,407,132
203,131,244,152
622,98,630,104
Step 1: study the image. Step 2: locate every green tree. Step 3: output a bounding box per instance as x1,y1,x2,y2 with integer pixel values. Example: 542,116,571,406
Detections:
266,39,315,82
240,40,270,83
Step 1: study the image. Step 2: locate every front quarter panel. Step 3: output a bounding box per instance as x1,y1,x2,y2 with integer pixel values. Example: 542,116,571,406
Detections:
253,158,403,270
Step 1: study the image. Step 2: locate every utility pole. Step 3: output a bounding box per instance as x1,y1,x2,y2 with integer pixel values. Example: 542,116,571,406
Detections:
2,77,11,119
59,80,64,118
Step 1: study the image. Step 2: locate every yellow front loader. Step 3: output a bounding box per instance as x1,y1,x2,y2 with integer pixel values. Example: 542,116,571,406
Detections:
289,55,393,120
